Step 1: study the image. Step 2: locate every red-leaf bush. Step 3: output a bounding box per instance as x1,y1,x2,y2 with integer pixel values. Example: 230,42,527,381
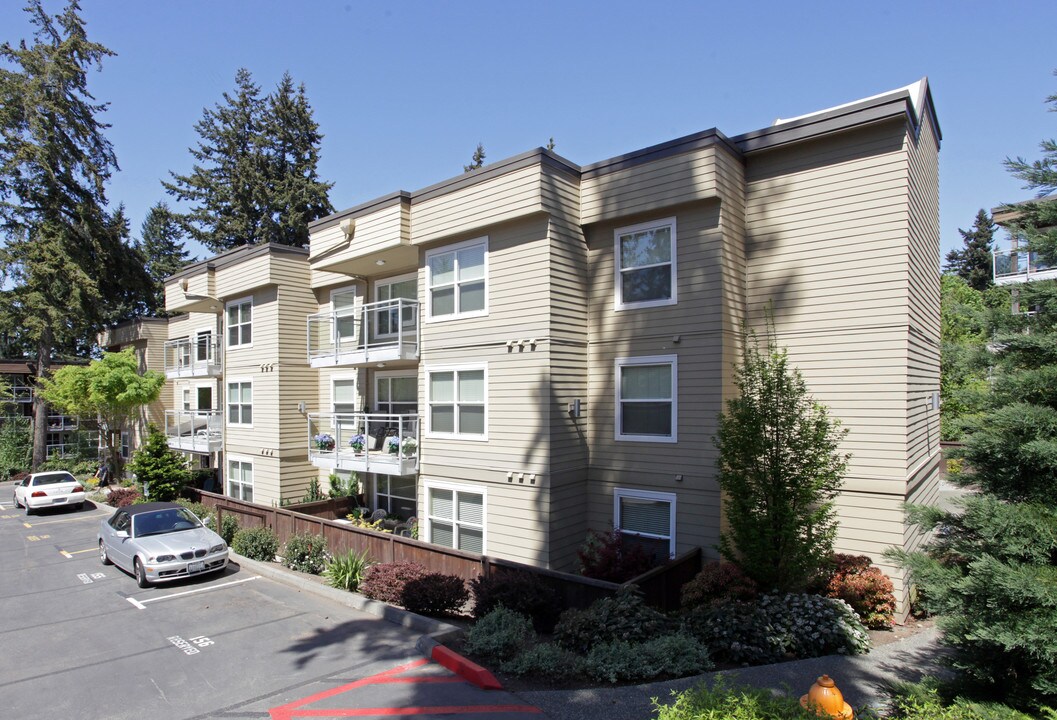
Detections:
823,553,895,629
680,561,759,610
471,570,561,632
359,561,427,605
402,573,469,616
578,529,655,583
106,487,142,507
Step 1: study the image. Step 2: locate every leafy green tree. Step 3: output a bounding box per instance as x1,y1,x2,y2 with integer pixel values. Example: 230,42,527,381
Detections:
944,209,996,292
464,142,486,172
164,68,333,252
37,349,164,481
714,329,850,592
136,202,190,315
939,274,990,439
127,424,189,501
0,1,152,468
1003,70,1057,265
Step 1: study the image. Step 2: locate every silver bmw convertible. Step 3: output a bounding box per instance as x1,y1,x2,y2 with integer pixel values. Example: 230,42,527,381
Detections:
98,502,228,588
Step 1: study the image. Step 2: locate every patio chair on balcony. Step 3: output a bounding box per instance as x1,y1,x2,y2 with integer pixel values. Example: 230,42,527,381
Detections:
369,508,388,522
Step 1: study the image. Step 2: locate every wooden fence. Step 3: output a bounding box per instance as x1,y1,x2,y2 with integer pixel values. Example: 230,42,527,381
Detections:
191,489,700,611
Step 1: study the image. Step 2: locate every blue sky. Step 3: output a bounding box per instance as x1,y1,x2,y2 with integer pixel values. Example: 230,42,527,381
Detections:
3,0,1055,262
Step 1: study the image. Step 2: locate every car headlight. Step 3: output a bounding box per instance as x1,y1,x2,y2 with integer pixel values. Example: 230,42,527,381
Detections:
151,554,175,563
209,544,225,554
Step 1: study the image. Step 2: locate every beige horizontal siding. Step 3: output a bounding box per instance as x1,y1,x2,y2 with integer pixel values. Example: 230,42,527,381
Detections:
310,203,410,272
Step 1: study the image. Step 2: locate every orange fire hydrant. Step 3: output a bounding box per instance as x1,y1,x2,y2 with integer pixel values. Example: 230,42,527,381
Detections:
800,674,854,719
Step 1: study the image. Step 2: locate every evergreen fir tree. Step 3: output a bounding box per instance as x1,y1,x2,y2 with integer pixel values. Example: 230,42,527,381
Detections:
714,327,850,592
0,0,151,468
464,142,486,172
944,209,996,291
136,201,190,315
127,424,190,501
164,68,332,252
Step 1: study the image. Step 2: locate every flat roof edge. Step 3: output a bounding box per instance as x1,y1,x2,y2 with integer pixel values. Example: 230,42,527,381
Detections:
167,242,309,282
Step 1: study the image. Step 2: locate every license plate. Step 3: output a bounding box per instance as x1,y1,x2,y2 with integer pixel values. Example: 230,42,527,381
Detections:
187,561,205,574
51,497,65,504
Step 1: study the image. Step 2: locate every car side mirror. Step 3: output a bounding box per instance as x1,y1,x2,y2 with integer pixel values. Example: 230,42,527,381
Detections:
115,530,129,539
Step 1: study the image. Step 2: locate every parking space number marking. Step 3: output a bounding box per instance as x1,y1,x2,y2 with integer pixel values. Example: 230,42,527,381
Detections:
167,635,213,655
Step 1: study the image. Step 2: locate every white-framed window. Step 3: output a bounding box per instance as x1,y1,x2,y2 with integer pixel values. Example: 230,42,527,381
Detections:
425,237,487,321
179,336,192,368
227,380,252,426
227,457,253,502
614,488,676,560
226,297,252,348
614,217,677,310
375,373,417,415
425,481,484,553
331,286,358,344
376,475,417,519
332,376,358,415
375,273,417,337
182,387,191,411
615,355,677,443
120,431,130,459
427,365,486,439
195,328,214,363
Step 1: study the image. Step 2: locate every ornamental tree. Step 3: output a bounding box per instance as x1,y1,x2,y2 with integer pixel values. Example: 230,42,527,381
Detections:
126,425,189,501
714,329,849,592
37,349,164,481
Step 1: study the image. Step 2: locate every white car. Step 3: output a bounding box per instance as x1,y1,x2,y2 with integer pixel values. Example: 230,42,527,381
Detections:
13,471,85,514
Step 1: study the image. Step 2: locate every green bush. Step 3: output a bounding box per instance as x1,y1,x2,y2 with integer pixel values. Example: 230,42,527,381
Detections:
281,532,328,574
554,588,671,654
231,526,278,561
885,680,1051,720
686,593,870,665
583,633,712,684
323,549,372,592
401,573,469,617
217,514,239,545
464,606,534,662
470,570,561,632
653,679,830,720
127,425,190,501
500,643,583,680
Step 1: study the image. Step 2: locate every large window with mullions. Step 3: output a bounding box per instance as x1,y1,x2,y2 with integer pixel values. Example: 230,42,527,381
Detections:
614,217,677,310
615,355,677,443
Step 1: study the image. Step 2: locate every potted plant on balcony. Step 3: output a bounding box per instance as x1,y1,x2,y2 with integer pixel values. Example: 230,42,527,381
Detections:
313,433,335,451
400,436,417,458
386,435,400,455
349,434,366,454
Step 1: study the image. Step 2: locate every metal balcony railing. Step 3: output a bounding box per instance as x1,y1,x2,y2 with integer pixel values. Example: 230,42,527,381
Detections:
308,412,419,476
10,385,33,403
307,298,419,367
165,410,223,453
994,248,1057,285
46,414,78,432
163,336,222,378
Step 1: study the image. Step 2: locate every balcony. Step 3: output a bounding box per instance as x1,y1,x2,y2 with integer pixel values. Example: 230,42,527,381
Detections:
46,415,78,432
10,385,32,403
308,413,419,476
307,298,419,368
993,248,1057,285
165,410,223,454
164,337,222,379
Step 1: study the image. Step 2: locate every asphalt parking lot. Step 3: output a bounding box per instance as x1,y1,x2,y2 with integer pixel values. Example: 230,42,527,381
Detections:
0,481,541,720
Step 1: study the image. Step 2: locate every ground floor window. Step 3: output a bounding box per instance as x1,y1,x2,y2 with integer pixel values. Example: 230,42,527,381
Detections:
375,474,417,519
228,458,253,502
614,488,675,561
425,482,483,553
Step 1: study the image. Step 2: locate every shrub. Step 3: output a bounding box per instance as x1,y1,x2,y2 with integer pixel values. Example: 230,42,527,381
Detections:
884,679,1049,720
217,513,239,545
174,498,210,519
470,570,561,631
685,593,870,666
323,549,372,592
554,588,671,654
464,606,534,662
578,529,655,582
106,487,142,507
654,678,828,720
583,633,712,684
359,561,427,605
231,526,278,561
500,643,583,680
681,561,759,610
824,554,896,629
281,532,328,574
401,573,469,616
127,425,190,501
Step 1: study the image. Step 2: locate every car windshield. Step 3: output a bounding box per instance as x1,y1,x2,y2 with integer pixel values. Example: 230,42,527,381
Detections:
33,473,75,486
133,508,203,538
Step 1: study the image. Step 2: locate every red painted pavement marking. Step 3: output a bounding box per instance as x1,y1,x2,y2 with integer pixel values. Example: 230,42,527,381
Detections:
269,658,540,719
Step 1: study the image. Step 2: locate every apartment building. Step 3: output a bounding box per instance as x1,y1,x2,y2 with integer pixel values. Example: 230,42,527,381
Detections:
98,317,170,453
992,197,1057,286
160,79,941,613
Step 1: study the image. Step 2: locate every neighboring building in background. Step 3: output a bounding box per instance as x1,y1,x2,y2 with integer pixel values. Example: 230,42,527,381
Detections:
0,359,97,461
149,78,940,618
991,196,1057,286
97,317,170,456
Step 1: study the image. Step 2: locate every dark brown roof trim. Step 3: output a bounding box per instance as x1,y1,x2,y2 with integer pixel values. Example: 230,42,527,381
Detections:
581,128,740,179
410,148,581,205
308,191,411,232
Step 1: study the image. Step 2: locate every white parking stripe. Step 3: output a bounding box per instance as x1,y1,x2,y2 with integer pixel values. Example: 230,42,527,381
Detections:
126,575,259,609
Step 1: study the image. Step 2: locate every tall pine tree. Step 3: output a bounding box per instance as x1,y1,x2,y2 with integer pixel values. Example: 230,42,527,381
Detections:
0,0,151,468
164,68,332,252
136,201,190,315
944,209,995,291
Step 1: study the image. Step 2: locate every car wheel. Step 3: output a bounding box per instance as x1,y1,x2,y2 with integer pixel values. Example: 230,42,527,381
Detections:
99,541,111,566
134,558,151,589
25,504,34,516
12,494,19,509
